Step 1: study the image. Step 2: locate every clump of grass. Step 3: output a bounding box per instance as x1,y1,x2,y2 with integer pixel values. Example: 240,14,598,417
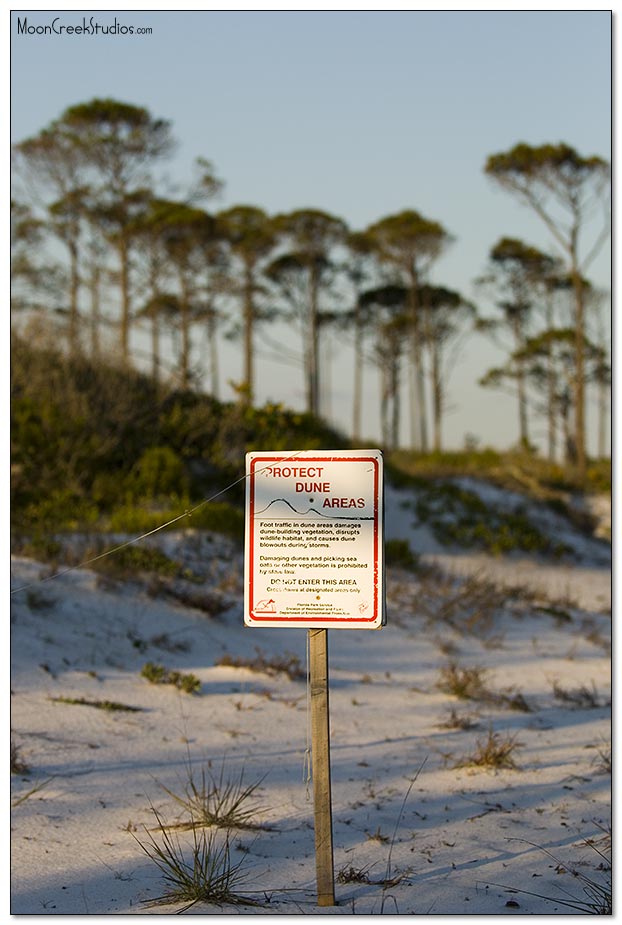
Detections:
366,827,390,844
439,708,480,731
337,864,372,884
437,663,490,700
438,663,532,712
161,762,267,831
454,727,521,770
49,696,143,712
216,647,304,681
552,680,604,709
141,662,201,695
501,690,532,712
489,835,611,914
534,604,573,624
25,589,55,611
425,573,521,638
414,481,569,556
148,578,229,617
132,808,256,911
11,741,30,775
592,741,611,775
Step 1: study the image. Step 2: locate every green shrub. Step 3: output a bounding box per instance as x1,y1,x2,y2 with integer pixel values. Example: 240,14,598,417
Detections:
385,538,420,571
128,446,189,500
415,481,568,557
93,545,187,581
141,662,202,694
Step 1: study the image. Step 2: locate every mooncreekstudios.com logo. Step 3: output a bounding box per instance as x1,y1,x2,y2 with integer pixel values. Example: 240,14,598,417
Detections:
16,16,153,36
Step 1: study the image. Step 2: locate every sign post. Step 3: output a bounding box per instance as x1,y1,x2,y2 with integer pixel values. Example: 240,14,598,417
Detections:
244,450,385,906
309,627,334,906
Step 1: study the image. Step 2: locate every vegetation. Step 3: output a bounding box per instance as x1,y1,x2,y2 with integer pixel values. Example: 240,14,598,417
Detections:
454,727,522,770
49,696,143,712
160,761,267,830
140,662,202,694
133,810,256,911
215,648,305,681
11,741,30,775
384,538,420,571
438,663,532,712
12,99,610,466
10,333,609,577
11,336,343,543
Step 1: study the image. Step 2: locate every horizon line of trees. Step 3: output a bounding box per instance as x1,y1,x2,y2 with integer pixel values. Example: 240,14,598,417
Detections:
11,98,611,475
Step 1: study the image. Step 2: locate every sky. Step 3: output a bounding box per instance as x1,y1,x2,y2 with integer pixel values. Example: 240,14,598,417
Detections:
9,7,613,454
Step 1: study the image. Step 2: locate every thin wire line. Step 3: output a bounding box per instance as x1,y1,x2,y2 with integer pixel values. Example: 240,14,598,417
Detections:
10,450,304,596
303,630,312,800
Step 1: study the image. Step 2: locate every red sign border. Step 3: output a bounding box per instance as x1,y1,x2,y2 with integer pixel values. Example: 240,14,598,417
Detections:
246,454,381,626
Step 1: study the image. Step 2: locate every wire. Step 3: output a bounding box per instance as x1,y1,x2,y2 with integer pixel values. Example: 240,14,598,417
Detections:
10,450,305,596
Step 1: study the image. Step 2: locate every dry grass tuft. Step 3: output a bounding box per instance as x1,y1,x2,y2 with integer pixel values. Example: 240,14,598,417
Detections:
552,680,605,709
11,741,30,775
438,663,532,712
454,727,521,770
216,647,304,681
437,663,490,700
337,864,372,884
439,708,480,731
160,761,268,831
133,808,257,911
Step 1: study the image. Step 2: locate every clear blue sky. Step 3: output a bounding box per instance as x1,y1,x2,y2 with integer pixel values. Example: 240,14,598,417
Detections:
10,9,613,453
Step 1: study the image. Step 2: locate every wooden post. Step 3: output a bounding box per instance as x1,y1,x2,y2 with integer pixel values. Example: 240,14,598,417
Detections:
308,628,335,906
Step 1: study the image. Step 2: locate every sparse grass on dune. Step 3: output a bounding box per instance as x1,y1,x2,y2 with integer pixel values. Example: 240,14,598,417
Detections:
454,726,522,770
133,809,257,911
215,648,305,682
159,759,268,832
388,448,611,499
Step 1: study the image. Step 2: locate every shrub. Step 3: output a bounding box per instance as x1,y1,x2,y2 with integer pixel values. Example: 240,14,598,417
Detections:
141,662,202,695
128,446,188,500
216,648,305,681
385,538,420,571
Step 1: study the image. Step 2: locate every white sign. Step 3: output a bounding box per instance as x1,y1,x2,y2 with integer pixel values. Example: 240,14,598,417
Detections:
244,450,385,629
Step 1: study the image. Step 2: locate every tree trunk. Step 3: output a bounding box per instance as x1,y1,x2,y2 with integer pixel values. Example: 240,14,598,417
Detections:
598,377,608,459
572,266,587,477
68,236,80,355
352,303,363,442
545,296,556,462
179,272,191,389
151,313,160,384
119,235,131,365
243,259,254,405
380,361,390,448
408,267,427,452
90,262,101,361
391,351,400,450
206,303,219,399
431,340,442,452
513,315,529,448
308,261,320,415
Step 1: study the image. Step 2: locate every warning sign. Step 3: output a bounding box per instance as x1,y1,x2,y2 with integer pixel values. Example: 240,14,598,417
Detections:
244,450,385,629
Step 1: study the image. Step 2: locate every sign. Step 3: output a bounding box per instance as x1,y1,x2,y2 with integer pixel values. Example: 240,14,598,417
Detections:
244,450,385,629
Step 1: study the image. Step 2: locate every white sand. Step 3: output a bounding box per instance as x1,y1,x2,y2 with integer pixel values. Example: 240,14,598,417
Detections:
10,483,611,917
